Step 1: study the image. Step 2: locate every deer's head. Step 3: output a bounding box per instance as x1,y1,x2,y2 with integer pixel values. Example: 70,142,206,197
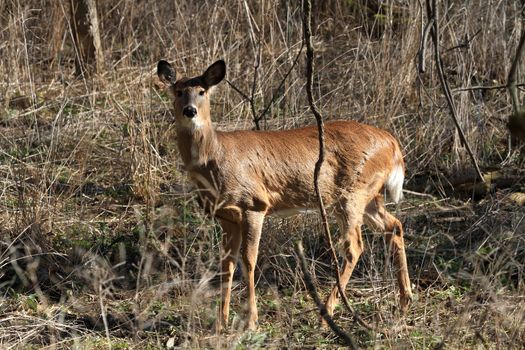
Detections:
157,60,226,130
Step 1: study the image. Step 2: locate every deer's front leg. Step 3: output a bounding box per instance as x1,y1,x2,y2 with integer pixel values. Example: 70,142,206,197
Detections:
240,210,265,331
215,219,242,333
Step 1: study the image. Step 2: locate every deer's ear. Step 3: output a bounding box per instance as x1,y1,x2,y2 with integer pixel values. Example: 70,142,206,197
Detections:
157,60,177,85
202,60,226,88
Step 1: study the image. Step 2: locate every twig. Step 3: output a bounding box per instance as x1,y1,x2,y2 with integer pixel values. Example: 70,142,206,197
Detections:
226,43,304,129
256,42,304,125
250,44,262,130
443,28,482,53
453,83,525,93
98,284,111,346
428,0,484,183
294,241,357,349
302,0,372,339
225,79,250,101
403,189,437,199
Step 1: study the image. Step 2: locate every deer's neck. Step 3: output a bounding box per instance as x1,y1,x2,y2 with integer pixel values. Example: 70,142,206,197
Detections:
176,123,221,169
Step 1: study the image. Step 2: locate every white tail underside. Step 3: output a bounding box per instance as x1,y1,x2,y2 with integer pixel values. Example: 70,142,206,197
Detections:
386,164,404,203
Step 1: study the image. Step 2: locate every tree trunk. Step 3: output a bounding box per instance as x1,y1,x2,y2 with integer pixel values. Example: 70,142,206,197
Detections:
70,0,103,76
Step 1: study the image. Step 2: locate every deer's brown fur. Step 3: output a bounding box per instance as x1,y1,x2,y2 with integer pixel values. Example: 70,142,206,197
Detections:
157,59,413,332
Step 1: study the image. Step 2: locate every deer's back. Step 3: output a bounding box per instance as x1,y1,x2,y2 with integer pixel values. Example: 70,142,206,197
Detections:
206,120,402,214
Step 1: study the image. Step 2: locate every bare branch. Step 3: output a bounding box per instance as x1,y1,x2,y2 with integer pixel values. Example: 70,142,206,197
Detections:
418,17,434,73
86,0,104,73
507,28,525,115
428,0,484,183
303,0,343,319
302,0,371,343
507,27,525,142
453,83,525,93
443,28,482,53
294,241,357,349
250,43,262,130
255,42,304,125
225,79,250,101
226,43,304,130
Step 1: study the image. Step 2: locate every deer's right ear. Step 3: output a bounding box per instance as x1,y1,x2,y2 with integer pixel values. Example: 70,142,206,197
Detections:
157,60,177,85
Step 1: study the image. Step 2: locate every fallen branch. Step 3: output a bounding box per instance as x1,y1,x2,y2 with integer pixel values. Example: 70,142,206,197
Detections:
452,83,525,93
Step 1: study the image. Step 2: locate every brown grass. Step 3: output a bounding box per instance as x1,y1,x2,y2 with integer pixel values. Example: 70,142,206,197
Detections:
1,0,524,348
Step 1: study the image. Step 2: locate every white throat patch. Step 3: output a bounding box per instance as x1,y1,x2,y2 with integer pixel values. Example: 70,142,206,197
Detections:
178,115,203,130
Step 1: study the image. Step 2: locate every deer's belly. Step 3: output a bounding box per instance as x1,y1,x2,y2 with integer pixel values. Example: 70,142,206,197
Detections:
267,207,320,218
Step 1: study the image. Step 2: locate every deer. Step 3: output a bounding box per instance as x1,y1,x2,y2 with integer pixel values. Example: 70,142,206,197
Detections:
156,59,413,332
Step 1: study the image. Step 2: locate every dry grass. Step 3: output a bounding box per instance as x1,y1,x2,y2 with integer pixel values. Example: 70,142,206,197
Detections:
1,0,524,348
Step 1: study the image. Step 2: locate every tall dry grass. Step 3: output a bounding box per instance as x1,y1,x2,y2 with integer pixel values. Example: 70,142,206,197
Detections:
0,0,524,348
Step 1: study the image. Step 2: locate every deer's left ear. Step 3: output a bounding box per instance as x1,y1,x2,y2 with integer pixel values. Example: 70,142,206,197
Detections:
157,60,177,85
202,60,226,88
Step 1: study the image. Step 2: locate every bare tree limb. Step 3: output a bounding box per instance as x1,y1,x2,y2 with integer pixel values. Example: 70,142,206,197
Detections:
256,42,304,124
443,28,481,53
428,0,484,183
226,43,303,130
302,0,372,341
506,22,525,141
507,27,525,114
294,241,357,349
250,44,262,130
302,0,345,321
418,17,434,73
226,79,250,101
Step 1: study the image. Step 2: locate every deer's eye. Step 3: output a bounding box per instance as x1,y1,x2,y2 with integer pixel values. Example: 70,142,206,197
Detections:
199,90,205,96
176,90,183,97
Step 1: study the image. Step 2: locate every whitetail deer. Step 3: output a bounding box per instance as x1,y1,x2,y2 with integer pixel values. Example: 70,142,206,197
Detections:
157,59,413,332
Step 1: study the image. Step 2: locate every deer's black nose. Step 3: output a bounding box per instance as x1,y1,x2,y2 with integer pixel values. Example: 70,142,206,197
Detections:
183,106,197,118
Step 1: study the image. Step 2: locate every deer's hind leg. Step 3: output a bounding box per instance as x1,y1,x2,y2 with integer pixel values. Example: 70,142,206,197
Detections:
364,195,412,312
325,201,365,317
